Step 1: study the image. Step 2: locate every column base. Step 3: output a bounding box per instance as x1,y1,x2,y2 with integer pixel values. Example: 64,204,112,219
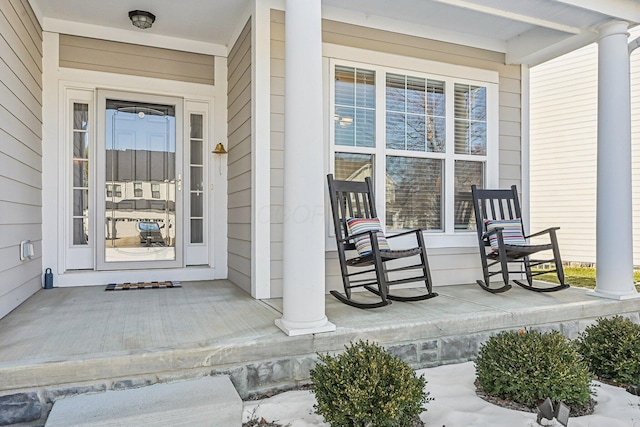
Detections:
587,288,640,300
275,317,336,337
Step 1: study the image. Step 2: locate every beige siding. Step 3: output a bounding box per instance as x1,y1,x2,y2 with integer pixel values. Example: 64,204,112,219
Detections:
0,0,42,319
270,12,285,297
227,19,252,293
270,10,521,295
324,247,482,291
59,35,215,85
530,26,640,266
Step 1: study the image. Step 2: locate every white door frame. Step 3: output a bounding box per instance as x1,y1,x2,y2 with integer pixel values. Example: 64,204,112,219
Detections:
96,89,184,270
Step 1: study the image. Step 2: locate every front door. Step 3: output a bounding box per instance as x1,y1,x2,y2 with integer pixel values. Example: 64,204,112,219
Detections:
97,91,183,269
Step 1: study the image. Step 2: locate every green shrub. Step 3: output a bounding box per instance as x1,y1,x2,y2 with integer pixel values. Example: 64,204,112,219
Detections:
310,340,430,427
576,315,640,385
475,329,593,410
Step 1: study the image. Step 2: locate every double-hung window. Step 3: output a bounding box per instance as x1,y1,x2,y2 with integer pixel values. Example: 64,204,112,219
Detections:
331,60,496,241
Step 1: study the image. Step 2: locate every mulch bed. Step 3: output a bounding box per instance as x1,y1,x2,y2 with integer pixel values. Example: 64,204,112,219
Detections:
474,379,596,417
242,415,424,427
243,418,289,427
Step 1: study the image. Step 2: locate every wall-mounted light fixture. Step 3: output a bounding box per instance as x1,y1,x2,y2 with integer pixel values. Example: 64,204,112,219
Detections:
212,143,228,155
129,10,156,29
212,143,227,175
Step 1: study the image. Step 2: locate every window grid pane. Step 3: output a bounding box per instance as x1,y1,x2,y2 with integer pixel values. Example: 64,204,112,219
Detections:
72,103,89,246
335,66,375,148
334,152,374,181
454,160,484,231
385,75,446,153
73,218,88,245
386,74,426,151
386,156,442,231
454,84,487,155
191,219,204,244
426,80,446,152
190,113,205,244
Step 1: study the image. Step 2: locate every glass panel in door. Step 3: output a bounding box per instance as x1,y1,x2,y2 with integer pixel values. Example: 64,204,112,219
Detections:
104,100,177,263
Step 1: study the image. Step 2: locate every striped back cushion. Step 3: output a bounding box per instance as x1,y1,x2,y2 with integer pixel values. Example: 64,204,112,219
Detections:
485,219,526,249
346,217,390,256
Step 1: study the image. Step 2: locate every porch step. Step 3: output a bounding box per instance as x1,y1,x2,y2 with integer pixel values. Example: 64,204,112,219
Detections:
45,376,241,427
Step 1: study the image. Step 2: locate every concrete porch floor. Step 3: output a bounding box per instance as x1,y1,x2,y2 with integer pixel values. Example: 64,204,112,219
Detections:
1,280,639,405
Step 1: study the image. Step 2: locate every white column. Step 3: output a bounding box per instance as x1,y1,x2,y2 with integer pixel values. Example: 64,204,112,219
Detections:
251,0,272,299
590,21,639,300
275,0,336,336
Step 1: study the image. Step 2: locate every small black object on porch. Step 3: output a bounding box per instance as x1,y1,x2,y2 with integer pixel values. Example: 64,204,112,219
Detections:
327,174,438,309
471,185,569,293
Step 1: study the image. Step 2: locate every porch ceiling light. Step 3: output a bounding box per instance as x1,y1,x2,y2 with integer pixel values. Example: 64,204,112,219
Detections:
129,10,156,29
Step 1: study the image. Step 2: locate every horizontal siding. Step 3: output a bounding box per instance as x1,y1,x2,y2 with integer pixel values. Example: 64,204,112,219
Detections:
59,35,215,85
270,9,521,294
530,26,640,266
227,19,252,294
317,247,483,299
530,39,599,265
270,13,285,293
0,5,41,100
0,0,42,319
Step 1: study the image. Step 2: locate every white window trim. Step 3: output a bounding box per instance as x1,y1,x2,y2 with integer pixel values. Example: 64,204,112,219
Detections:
325,51,499,250
185,100,211,265
64,88,95,270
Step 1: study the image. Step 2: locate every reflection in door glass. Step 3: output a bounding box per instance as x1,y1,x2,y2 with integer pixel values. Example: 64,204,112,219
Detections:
104,100,177,262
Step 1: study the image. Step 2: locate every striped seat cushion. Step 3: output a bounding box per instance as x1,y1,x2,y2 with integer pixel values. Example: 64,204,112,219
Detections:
485,219,526,249
346,217,390,256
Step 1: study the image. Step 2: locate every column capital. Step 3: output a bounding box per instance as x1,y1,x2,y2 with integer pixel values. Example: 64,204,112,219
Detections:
597,20,629,41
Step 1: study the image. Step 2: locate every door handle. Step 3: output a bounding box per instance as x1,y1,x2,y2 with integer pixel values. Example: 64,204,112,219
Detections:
177,174,182,191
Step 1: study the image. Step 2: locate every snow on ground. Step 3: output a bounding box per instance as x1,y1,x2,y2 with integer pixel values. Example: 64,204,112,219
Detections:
242,362,640,427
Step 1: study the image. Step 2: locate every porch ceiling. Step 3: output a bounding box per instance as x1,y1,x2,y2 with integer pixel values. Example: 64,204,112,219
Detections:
30,0,640,65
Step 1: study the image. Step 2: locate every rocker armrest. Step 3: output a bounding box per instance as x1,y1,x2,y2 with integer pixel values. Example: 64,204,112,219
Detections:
340,229,378,243
386,228,423,239
526,227,560,239
482,227,502,240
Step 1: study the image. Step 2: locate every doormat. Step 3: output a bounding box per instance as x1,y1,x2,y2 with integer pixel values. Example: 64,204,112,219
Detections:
105,281,181,291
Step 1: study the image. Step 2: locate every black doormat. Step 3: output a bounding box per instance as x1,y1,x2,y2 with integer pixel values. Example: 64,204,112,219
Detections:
105,281,181,291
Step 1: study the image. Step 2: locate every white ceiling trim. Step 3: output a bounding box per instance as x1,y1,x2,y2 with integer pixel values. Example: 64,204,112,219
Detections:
554,0,640,23
43,18,227,56
431,0,583,34
506,28,597,65
321,5,508,53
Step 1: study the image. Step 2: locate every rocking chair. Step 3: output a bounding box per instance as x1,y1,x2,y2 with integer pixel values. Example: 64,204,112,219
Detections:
327,174,438,309
471,185,569,293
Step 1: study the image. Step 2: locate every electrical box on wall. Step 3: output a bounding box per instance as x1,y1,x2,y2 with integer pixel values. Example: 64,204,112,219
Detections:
20,240,34,261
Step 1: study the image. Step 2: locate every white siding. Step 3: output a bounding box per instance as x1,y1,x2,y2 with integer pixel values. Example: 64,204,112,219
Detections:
270,10,522,296
530,27,640,266
0,0,42,319
227,19,252,293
